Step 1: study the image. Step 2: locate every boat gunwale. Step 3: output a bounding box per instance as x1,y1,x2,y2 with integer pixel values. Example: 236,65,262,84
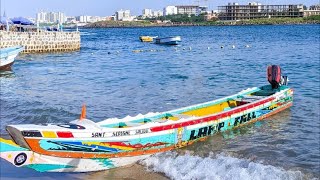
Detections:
9,87,292,135
97,87,260,126
0,46,24,58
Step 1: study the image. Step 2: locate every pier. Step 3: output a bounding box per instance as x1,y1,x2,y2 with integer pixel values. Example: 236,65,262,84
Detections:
0,31,81,53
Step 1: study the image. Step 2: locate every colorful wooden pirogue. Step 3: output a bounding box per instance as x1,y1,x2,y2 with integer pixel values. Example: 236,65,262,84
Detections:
0,65,293,172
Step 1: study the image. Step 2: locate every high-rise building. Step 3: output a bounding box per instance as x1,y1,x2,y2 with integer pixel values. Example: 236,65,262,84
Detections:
36,11,65,23
36,11,47,23
153,10,164,17
116,9,124,21
143,9,153,17
115,9,132,21
57,12,65,23
124,10,130,18
164,6,178,16
78,15,91,23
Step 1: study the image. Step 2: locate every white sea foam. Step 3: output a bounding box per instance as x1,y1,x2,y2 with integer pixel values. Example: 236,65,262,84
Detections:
141,152,305,180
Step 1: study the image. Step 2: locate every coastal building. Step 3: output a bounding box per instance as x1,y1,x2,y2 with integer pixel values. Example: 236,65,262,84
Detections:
57,12,65,24
142,9,163,18
66,16,77,23
36,11,47,23
115,10,134,21
142,9,153,18
218,2,304,21
124,10,130,18
303,4,320,17
116,10,124,21
204,10,219,21
77,15,91,23
176,5,208,15
153,10,164,17
36,11,65,23
164,6,178,16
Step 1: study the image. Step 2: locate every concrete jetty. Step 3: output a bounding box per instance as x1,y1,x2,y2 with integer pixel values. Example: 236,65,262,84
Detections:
0,31,80,53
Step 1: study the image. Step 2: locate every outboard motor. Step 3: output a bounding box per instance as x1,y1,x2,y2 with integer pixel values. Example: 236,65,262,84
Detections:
267,65,288,89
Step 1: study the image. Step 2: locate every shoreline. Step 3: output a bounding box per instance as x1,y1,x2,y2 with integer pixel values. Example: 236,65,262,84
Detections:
81,17,320,29
81,22,320,29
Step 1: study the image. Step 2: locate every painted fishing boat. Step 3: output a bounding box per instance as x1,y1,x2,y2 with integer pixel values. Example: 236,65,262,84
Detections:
139,36,156,42
0,65,293,172
0,46,24,71
155,36,181,45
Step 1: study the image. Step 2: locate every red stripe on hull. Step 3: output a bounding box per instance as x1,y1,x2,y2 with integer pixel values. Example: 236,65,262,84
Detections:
150,96,275,132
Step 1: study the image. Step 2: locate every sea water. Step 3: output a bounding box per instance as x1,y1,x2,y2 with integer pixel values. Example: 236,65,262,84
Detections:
0,25,319,179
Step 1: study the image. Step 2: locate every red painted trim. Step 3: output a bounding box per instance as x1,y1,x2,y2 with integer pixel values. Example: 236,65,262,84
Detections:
56,131,74,138
150,96,276,132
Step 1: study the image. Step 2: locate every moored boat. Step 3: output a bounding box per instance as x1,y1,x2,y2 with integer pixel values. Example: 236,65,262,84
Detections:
155,36,181,45
0,46,24,71
139,36,155,42
0,65,293,172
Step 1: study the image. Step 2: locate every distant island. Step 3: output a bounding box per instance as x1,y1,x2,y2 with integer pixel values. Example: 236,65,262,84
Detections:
84,15,320,28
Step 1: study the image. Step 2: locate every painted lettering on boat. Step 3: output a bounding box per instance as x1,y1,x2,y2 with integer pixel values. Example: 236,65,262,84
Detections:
234,111,256,126
91,132,106,138
189,122,225,140
112,131,130,137
135,129,149,135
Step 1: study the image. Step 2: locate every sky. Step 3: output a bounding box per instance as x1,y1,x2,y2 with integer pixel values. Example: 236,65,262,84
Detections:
0,0,319,18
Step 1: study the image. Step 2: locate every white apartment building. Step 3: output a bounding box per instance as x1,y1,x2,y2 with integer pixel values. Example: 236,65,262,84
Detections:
124,10,130,18
143,9,153,17
153,10,164,17
164,6,178,16
176,5,208,15
36,11,65,23
79,15,91,23
116,9,124,20
36,11,47,23
116,9,132,21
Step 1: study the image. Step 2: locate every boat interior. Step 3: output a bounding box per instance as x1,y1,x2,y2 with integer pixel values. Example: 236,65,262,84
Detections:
101,85,286,128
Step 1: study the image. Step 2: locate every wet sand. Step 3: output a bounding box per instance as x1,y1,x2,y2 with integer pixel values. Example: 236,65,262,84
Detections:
0,160,167,180
81,164,168,180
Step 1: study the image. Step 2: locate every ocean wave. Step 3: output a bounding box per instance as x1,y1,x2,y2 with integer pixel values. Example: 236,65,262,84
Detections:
141,152,306,180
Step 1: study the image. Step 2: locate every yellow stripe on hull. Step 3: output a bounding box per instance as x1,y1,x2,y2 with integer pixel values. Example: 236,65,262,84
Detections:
42,131,57,138
182,100,237,117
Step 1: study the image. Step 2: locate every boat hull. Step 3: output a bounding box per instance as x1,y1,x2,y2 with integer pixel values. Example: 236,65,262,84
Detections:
155,36,181,45
0,139,150,172
0,61,14,71
0,46,24,71
139,36,154,42
1,86,293,172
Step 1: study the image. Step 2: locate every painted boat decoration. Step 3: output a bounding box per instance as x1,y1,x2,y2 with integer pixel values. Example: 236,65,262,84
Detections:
0,46,24,71
139,36,157,42
0,65,293,172
155,36,181,45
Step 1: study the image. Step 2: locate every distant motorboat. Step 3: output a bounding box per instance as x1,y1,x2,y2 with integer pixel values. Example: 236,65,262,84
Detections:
0,46,24,71
139,36,156,42
155,36,181,45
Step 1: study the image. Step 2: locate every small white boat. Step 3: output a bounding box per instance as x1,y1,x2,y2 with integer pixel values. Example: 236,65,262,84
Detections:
155,36,181,45
0,46,24,71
